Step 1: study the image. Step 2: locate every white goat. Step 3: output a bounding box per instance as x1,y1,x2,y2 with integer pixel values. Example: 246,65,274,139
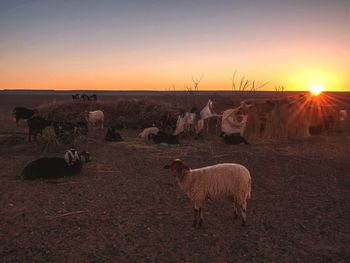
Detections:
221,108,248,136
85,110,104,129
138,127,159,139
164,159,251,228
174,113,202,136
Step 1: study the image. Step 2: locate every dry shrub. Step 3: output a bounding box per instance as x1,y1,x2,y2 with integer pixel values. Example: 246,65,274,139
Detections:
240,94,312,142
37,99,180,129
242,106,261,143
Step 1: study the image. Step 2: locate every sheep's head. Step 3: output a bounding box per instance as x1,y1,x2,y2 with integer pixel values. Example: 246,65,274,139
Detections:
164,159,190,180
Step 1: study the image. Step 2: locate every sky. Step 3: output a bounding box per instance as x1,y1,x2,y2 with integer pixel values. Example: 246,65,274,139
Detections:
0,0,349,91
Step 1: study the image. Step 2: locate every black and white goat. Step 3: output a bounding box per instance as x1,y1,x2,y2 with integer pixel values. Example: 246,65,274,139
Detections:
21,149,91,180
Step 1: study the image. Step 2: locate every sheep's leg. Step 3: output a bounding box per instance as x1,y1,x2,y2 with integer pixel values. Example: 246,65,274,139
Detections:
240,201,247,226
193,199,204,228
198,208,203,227
233,202,238,220
241,208,247,226
192,209,199,228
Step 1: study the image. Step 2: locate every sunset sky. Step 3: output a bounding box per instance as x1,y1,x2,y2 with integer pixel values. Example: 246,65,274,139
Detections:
0,0,349,91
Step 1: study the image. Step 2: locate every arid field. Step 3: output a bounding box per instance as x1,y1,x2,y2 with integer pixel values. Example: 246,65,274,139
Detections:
0,93,349,262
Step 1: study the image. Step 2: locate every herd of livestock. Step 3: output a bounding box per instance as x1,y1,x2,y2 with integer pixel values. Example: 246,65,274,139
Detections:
12,98,249,145
11,93,349,228
13,97,253,228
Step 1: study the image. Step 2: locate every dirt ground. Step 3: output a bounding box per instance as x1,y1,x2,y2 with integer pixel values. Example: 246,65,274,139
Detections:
0,95,349,262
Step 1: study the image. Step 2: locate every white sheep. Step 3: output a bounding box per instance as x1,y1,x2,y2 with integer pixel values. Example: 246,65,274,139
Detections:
138,127,159,139
85,110,104,129
164,159,251,228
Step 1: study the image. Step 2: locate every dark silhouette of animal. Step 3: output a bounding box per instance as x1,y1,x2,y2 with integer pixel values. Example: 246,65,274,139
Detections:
89,94,97,101
21,150,91,180
12,107,37,126
80,94,89,101
149,131,179,145
105,127,123,142
72,94,80,100
27,116,52,141
223,134,249,145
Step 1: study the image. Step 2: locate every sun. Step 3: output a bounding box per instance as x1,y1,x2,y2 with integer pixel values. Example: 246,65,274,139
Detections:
309,85,324,96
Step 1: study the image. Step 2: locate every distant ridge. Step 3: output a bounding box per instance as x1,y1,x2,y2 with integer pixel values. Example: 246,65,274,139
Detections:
0,89,311,97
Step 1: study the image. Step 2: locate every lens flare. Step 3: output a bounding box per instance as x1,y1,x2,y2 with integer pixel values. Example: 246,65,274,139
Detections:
309,85,324,96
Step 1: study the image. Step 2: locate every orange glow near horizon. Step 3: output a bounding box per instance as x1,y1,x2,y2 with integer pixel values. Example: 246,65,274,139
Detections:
0,1,349,92
309,85,324,96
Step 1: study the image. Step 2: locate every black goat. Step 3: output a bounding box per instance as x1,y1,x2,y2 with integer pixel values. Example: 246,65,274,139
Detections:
21,150,91,180
27,116,52,141
222,134,249,145
12,107,37,126
105,127,123,142
149,131,179,145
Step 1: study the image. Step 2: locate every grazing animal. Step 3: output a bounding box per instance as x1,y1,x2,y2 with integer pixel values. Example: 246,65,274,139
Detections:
149,131,179,145
105,127,123,141
27,116,52,141
85,110,104,129
12,107,37,126
164,159,251,228
138,127,159,139
21,149,91,180
223,134,249,145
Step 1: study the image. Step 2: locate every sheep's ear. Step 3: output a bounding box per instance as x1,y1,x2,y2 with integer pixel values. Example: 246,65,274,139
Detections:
163,164,171,169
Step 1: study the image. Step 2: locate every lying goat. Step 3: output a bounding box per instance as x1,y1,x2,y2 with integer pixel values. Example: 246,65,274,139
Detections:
222,134,249,145
105,127,123,142
149,131,179,145
21,149,91,180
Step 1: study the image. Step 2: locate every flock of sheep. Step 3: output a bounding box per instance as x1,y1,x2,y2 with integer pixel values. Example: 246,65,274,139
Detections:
12,98,253,228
